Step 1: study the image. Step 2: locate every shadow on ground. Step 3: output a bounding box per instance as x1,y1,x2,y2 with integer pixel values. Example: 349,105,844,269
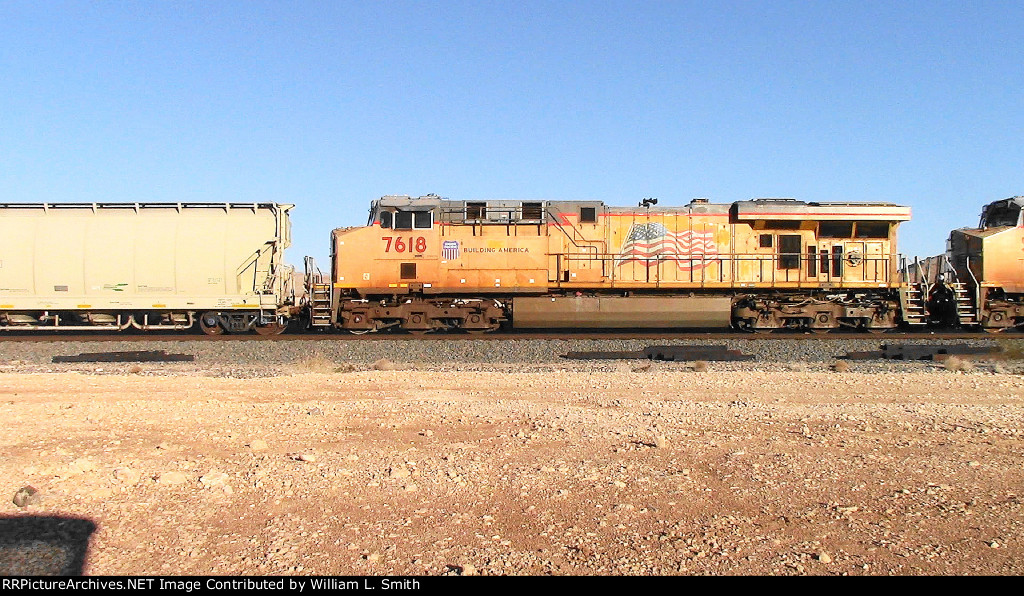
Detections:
0,516,96,575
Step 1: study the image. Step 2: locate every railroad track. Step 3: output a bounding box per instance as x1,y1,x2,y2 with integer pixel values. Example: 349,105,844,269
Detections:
0,330,1011,342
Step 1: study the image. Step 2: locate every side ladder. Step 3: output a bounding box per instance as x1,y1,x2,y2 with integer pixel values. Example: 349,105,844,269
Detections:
899,285,928,326
951,282,978,326
304,256,334,329
309,283,333,328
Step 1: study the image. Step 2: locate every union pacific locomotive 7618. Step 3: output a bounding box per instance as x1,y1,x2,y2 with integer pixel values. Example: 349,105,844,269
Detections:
308,194,915,332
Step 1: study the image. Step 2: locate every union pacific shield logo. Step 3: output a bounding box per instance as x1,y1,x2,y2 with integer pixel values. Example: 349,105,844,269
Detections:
615,223,717,270
442,240,460,260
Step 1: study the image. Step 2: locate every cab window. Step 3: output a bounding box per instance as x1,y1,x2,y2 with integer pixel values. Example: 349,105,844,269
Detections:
414,211,432,229
778,235,801,269
394,211,414,229
393,210,432,230
855,222,889,238
379,211,393,229
819,222,853,238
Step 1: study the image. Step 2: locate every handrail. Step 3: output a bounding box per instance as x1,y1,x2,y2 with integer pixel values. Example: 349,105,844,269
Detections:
965,255,981,320
438,205,543,222
941,254,960,283
304,256,324,286
913,256,929,288
235,242,276,293
543,208,602,253
550,251,892,287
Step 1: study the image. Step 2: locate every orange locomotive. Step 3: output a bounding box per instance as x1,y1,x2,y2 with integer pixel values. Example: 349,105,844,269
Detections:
944,197,1024,331
309,194,913,332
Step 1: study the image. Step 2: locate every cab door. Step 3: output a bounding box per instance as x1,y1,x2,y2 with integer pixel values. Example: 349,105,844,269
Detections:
776,234,803,284
864,241,886,283
816,240,841,284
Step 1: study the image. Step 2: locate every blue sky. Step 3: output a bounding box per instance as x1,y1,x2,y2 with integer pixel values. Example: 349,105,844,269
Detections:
2,1,1022,265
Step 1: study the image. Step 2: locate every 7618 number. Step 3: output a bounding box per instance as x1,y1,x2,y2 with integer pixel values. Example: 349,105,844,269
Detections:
382,236,427,253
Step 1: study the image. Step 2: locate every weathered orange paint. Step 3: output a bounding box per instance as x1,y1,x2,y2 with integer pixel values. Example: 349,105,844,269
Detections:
332,197,909,297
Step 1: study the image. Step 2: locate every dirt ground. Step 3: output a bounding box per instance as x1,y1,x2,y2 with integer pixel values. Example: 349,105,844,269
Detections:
2,364,1023,575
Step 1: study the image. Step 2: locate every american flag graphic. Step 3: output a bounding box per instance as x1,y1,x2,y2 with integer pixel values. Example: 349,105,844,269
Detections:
615,223,718,270
442,240,460,260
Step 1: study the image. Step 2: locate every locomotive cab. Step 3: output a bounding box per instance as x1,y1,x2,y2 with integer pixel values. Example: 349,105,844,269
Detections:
370,195,439,231
339,195,444,297
979,198,1023,229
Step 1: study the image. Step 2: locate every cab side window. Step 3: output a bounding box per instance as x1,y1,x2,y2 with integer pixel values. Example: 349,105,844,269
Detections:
390,210,433,230
855,222,889,238
819,222,853,238
394,211,414,229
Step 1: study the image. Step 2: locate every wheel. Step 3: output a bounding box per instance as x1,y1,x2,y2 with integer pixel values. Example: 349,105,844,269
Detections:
199,312,224,336
811,314,835,333
255,323,286,336
732,319,756,333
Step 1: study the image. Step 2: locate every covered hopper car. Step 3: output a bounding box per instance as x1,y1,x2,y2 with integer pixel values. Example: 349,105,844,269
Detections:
0,202,295,333
309,194,920,333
